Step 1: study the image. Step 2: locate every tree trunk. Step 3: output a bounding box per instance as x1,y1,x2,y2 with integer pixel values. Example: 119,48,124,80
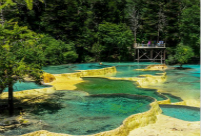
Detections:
180,64,182,68
133,31,137,47
157,30,159,43
8,82,14,116
134,31,136,44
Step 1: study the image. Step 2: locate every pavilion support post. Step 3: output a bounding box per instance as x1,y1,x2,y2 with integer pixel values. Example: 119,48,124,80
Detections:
134,47,166,62
161,54,162,64
164,49,166,60
134,49,136,61
150,49,153,61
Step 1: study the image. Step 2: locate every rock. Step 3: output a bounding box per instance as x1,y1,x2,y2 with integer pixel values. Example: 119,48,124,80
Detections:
43,73,56,83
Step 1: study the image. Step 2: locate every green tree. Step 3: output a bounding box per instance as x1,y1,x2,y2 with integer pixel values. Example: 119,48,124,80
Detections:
38,35,78,65
141,0,159,41
156,1,166,42
127,5,140,46
0,0,43,10
166,44,194,68
1,0,199,63
91,41,105,62
164,0,181,46
98,22,134,61
179,0,200,56
175,45,194,68
0,21,43,116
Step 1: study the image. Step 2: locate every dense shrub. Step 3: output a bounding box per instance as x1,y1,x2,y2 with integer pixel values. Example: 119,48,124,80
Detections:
39,35,78,65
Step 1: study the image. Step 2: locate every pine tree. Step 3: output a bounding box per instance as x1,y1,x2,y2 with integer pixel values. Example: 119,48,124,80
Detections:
141,0,159,41
0,21,43,116
156,1,167,42
164,0,181,47
179,0,200,56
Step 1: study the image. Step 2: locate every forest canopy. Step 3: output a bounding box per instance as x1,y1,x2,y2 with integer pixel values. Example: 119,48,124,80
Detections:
1,0,200,63
0,0,199,116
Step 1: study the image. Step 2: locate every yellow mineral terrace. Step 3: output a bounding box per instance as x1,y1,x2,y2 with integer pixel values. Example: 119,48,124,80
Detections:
46,66,117,90
21,97,162,136
135,64,168,71
1,65,199,136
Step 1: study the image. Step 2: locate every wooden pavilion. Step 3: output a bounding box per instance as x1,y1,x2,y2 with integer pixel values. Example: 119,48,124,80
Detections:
133,43,166,63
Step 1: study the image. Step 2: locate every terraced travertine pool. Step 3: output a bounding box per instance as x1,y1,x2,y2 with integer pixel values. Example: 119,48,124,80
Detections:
75,77,168,101
42,63,111,74
3,91,154,135
0,62,200,135
160,104,200,121
144,64,200,106
3,81,51,92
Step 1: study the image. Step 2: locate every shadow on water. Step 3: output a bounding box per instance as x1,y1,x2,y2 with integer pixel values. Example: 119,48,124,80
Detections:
0,91,153,135
0,92,67,135
28,92,66,116
75,77,168,101
1,64,199,135
0,92,65,117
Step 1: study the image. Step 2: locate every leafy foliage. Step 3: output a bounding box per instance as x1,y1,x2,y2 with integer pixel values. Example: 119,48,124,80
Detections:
0,0,199,117
91,41,105,62
179,0,200,56
1,0,199,63
98,22,134,61
0,21,44,115
166,44,194,67
38,35,78,65
175,45,194,66
0,20,43,88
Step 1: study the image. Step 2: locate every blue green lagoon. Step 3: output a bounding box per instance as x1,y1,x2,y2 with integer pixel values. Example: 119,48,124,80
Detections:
3,81,51,92
160,104,200,121
3,91,154,135
0,62,200,135
42,63,110,74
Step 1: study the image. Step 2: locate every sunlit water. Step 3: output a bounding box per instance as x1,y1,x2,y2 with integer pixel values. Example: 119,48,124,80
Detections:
3,81,51,92
160,104,200,121
76,77,167,101
3,91,153,135
145,65,200,103
1,63,200,135
102,62,159,66
161,93,183,103
42,63,110,74
105,65,163,78
42,62,160,74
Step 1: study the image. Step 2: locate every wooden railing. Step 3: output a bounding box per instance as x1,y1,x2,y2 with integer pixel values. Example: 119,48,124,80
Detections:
133,43,166,48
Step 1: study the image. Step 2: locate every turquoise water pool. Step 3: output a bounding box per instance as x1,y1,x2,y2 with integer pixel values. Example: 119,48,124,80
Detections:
42,62,160,74
3,91,153,135
160,104,200,121
76,77,167,101
102,62,159,66
173,65,200,78
42,63,110,74
105,65,163,78
147,65,200,102
161,93,183,103
3,81,51,92
1,63,200,135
